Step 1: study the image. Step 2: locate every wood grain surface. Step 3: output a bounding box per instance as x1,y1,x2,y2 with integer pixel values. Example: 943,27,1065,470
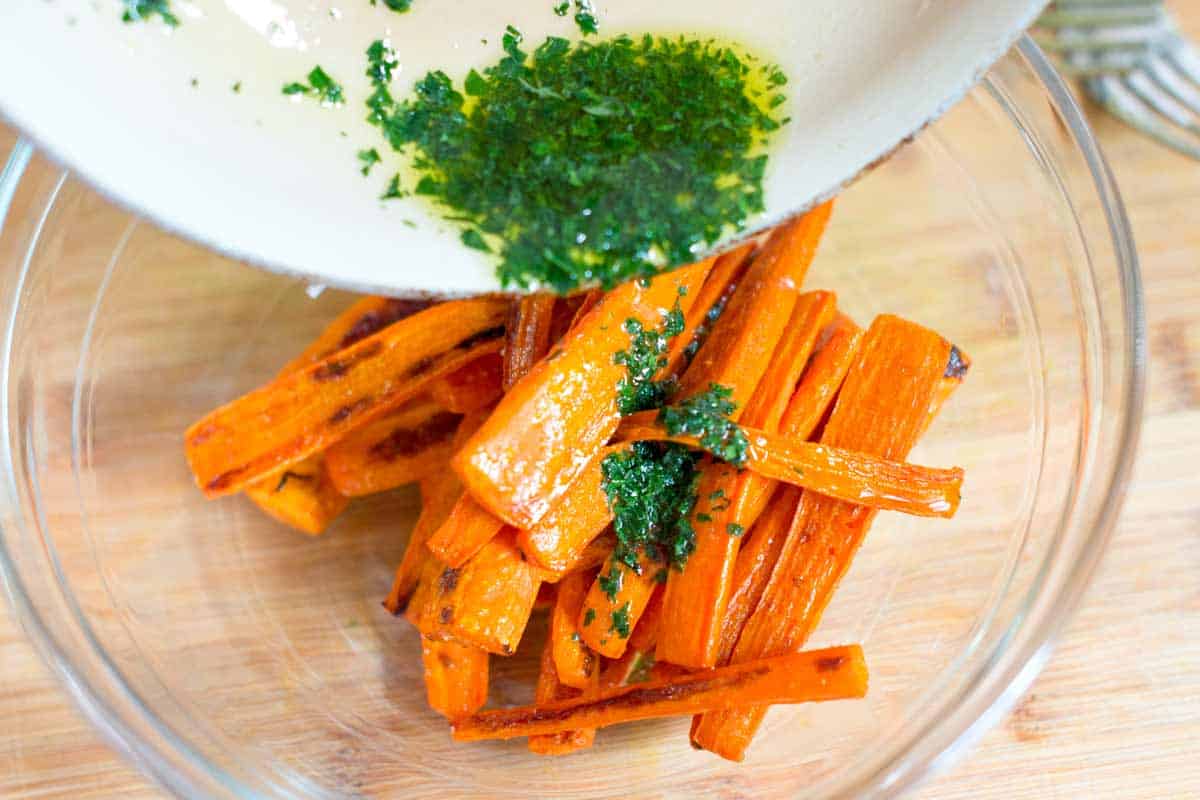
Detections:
2,6,1199,797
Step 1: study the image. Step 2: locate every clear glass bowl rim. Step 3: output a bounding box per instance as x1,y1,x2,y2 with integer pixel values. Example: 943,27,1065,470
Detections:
0,36,1146,799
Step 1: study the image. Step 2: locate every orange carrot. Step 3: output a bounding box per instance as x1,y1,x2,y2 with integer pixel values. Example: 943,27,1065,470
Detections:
578,554,662,659
245,297,429,532
323,399,462,497
382,412,490,616
598,647,656,690
551,570,598,690
692,315,962,761
424,494,507,569
430,353,504,414
407,527,544,656
280,296,435,374
503,293,557,391
421,638,489,719
613,415,964,518
779,313,863,438
452,645,868,742
452,262,711,530
539,530,617,583
739,291,836,431
534,583,557,612
186,297,509,497
516,444,625,573
663,243,755,376
675,203,833,412
658,207,834,669
528,633,597,755
244,461,349,536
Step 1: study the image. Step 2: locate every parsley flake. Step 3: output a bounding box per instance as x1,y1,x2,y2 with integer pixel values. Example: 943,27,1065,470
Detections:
658,383,749,467
598,566,624,601
122,0,178,26
583,608,596,627
358,148,382,176
610,601,632,638
283,66,345,106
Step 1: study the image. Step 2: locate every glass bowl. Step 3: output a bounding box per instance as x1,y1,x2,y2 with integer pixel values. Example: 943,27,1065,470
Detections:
0,38,1144,799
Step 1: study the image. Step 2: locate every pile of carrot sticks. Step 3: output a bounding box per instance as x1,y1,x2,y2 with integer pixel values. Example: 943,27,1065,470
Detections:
185,201,968,760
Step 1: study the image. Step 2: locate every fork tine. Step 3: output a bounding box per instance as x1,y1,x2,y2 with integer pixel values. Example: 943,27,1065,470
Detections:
1164,34,1200,89
1086,74,1200,158
1124,69,1200,132
1145,54,1200,113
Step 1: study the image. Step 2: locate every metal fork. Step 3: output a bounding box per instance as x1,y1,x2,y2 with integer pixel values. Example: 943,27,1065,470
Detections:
1035,0,1200,159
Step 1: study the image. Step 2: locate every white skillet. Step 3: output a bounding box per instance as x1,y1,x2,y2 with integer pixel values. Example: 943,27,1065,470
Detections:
0,1,1047,295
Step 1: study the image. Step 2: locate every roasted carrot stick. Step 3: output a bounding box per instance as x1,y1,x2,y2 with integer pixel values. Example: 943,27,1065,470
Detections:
577,553,662,659
528,633,598,755
187,297,509,497
539,530,617,583
245,297,430,532
280,296,435,374
658,208,834,669
516,444,626,573
675,203,833,411
692,315,963,761
323,399,462,497
779,313,863,438
421,638,489,719
245,461,349,536
452,645,868,742
551,569,598,690
503,293,557,391
424,494,507,569
612,415,963,518
382,412,490,615
663,243,755,377
452,262,711,529
429,353,504,414
407,527,544,656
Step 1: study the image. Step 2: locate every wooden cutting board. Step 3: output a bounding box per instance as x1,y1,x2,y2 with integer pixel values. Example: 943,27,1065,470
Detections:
2,6,1199,796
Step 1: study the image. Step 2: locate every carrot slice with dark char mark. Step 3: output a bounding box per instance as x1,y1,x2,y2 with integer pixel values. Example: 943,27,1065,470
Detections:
503,293,557,391
430,353,504,414
451,645,867,742
528,630,598,755
186,296,509,497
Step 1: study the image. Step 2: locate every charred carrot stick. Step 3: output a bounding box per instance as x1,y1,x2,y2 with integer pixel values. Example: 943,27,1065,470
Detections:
246,297,431,532
595,582,662,689
663,243,755,377
452,262,711,530
430,353,504,414
658,208,834,670
451,645,868,742
503,293,557,391
323,399,462,497
383,411,490,615
421,638,489,719
551,569,599,690
407,527,544,656
244,461,349,536
516,444,627,573
424,495,507,569
187,297,509,498
528,633,598,755
778,314,863,438
578,553,662,659
612,415,963,518
692,315,965,761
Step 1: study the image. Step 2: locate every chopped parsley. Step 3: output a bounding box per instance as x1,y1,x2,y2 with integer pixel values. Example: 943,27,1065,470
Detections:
232,81,243,94
358,148,382,176
371,0,413,12
598,566,624,601
572,0,599,35
283,66,345,106
610,601,632,638
364,31,786,292
583,608,597,627
553,1,569,15
380,174,406,200
602,441,700,571
613,303,685,415
658,383,749,467
121,0,178,26
727,523,745,537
